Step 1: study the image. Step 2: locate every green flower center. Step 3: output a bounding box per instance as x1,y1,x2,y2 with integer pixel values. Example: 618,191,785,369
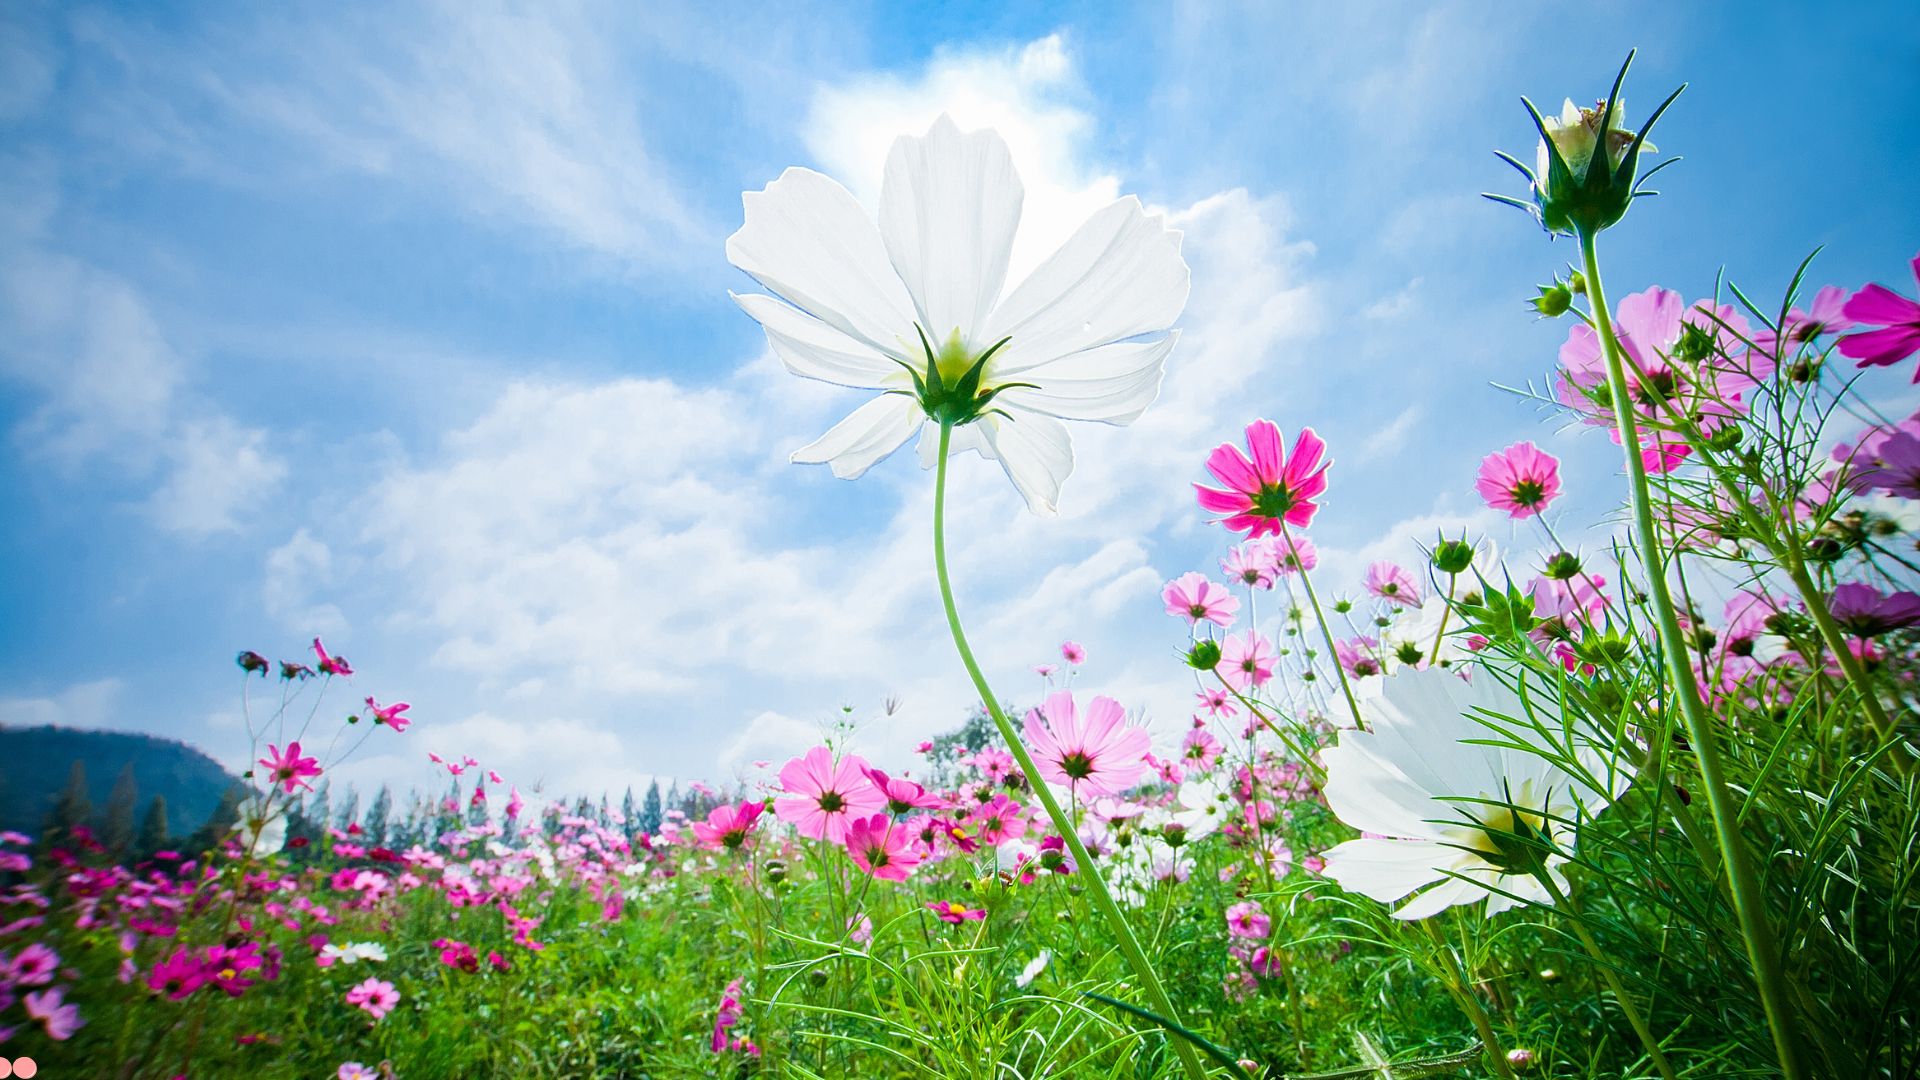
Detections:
817,791,845,813
1250,484,1297,519
899,326,1029,427
1059,752,1095,781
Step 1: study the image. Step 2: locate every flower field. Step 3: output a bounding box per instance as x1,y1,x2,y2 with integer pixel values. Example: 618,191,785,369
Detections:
3,51,1918,1080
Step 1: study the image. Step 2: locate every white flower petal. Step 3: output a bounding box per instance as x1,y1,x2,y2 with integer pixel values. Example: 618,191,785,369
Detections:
881,115,1023,348
727,167,917,355
985,196,1189,375
916,421,991,468
732,292,906,390
1320,737,1450,841
790,395,923,479
1321,836,1447,904
1393,874,1491,921
979,409,1074,516
994,332,1175,425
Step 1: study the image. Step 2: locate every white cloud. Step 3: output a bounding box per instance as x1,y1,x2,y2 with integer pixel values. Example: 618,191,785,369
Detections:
148,416,289,537
0,678,126,730
264,529,349,635
1364,276,1422,320
1359,404,1424,462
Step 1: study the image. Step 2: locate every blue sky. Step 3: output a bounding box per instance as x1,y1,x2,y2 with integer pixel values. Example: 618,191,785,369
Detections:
2,1,1915,802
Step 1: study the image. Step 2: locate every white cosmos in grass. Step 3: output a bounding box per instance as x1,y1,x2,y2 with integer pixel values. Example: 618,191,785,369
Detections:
726,115,1190,514
1321,667,1634,920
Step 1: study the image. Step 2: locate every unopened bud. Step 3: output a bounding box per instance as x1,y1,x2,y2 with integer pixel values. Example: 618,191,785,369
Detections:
1543,551,1584,581
1530,282,1573,317
1186,639,1222,671
1431,538,1476,575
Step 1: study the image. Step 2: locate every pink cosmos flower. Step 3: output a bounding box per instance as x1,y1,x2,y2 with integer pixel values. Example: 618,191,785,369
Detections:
847,914,873,945
691,801,766,851
926,900,988,924
1828,583,1920,638
1022,690,1151,797
1838,255,1920,377
1335,637,1381,678
1274,534,1317,575
1060,641,1087,665
1476,442,1563,518
1222,540,1277,589
772,747,886,843
1225,901,1271,940
1754,285,1854,359
914,740,934,754
863,767,945,814
973,794,1028,845
968,747,1016,783
1163,572,1241,627
1181,728,1224,770
339,1065,378,1080
506,787,525,820
259,742,322,794
8,941,58,986
844,814,922,881
1557,286,1763,469
345,976,399,1020
364,697,411,732
1363,561,1423,607
1196,420,1330,536
25,985,83,1040
711,979,745,1052
1219,630,1276,691
312,637,352,677
1854,431,1920,500
1195,688,1237,717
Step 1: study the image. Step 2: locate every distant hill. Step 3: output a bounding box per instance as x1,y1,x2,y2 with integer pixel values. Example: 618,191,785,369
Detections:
0,725,240,840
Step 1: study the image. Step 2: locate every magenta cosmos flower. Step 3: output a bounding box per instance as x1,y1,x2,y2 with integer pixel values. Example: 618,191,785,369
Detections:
1855,431,1920,499
312,637,352,677
1838,254,1920,377
364,697,410,733
1828,583,1920,638
843,814,922,882
772,747,887,843
1196,420,1330,537
1754,285,1854,360
259,742,321,794
862,766,945,814
926,899,988,924
1060,640,1086,664
973,793,1028,845
1274,534,1317,575
1476,441,1563,518
1162,572,1240,627
1022,690,1151,797
691,801,765,851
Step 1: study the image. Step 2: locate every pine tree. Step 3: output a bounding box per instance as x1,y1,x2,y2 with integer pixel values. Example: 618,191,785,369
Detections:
44,760,92,846
621,787,638,839
366,786,394,847
640,779,663,837
101,763,139,855
335,787,360,832
185,785,243,854
137,795,170,858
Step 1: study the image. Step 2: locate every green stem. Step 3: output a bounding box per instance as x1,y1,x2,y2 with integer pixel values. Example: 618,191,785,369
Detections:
1281,523,1367,730
1533,870,1678,1080
1418,920,1514,1079
932,422,1211,1080
1577,228,1804,1080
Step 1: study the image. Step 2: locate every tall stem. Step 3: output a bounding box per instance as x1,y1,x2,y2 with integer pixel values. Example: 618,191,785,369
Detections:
931,423,1210,1080
1281,524,1367,730
1578,229,1804,1080
1533,871,1678,1080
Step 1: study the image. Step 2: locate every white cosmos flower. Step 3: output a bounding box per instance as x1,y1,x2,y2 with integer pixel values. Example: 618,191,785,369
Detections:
1016,949,1050,989
237,795,287,857
1170,775,1233,842
1320,666,1633,920
727,115,1190,514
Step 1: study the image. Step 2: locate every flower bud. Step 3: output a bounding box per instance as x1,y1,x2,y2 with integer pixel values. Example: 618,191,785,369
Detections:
1543,551,1584,581
1567,270,1587,295
1431,537,1477,575
1506,1048,1538,1069
1332,599,1353,615
1530,281,1573,317
236,650,270,675
1489,53,1680,238
1185,639,1222,671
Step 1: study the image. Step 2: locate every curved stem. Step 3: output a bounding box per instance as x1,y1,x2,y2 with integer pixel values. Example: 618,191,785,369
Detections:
1533,870,1679,1080
931,422,1210,1080
1578,228,1804,1080
1280,524,1367,731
